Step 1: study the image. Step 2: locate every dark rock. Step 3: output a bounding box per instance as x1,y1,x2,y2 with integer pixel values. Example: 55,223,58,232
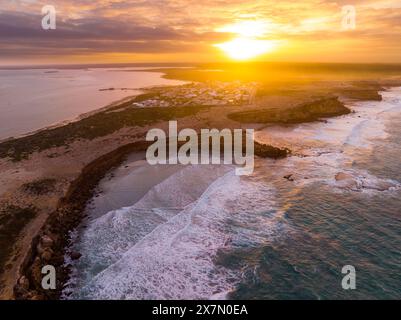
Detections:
254,141,290,159
41,248,53,261
30,257,44,286
284,174,294,181
40,235,54,248
335,172,353,181
13,285,29,299
335,172,360,190
18,276,30,290
70,252,82,260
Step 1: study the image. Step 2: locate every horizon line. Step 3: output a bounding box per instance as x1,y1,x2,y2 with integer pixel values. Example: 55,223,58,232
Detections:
2,61,401,70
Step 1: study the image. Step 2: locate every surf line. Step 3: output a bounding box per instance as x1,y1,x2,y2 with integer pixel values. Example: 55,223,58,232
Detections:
146,120,254,176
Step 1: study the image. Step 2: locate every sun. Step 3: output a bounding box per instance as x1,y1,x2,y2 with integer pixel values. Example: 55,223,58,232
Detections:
214,20,279,60
214,38,278,60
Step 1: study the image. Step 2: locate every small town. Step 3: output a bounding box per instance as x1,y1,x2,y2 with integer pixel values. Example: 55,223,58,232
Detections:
133,81,258,108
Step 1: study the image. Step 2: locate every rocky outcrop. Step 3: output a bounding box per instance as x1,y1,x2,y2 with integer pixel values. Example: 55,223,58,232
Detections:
283,174,294,182
228,97,351,124
13,141,153,300
254,141,290,159
334,172,398,192
70,252,81,260
337,89,383,101
13,136,290,300
335,172,360,190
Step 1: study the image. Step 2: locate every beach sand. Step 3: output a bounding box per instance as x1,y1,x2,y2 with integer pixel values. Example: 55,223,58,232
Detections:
1,70,401,299
86,154,184,219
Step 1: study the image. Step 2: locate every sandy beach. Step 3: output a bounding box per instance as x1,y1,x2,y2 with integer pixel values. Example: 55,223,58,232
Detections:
3,0,401,306
0,65,401,299
63,87,401,299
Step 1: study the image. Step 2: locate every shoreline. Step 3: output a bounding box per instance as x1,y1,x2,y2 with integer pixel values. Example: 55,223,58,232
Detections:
13,141,151,300
12,138,289,300
0,67,188,143
1,76,399,299
0,94,143,144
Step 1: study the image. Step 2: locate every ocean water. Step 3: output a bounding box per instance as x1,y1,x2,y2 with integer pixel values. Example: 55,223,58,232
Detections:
0,68,184,140
64,87,401,300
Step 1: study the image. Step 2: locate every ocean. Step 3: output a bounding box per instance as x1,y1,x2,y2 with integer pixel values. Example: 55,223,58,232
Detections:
63,87,401,300
0,67,184,140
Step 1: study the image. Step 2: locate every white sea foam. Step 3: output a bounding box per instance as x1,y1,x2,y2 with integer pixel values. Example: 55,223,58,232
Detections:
255,87,401,193
65,165,232,289
64,87,401,299
65,164,283,299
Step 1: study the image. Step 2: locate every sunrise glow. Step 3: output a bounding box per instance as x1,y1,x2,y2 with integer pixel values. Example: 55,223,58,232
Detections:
1,1,401,65
214,38,278,60
214,20,280,60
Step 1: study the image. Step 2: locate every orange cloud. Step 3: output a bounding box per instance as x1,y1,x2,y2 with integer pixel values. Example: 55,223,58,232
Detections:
0,0,400,64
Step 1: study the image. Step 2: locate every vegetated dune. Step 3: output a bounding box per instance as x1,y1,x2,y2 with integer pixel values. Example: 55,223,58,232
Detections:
227,97,351,124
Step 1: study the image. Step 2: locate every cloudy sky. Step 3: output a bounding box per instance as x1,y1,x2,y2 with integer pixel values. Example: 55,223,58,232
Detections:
1,0,400,65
